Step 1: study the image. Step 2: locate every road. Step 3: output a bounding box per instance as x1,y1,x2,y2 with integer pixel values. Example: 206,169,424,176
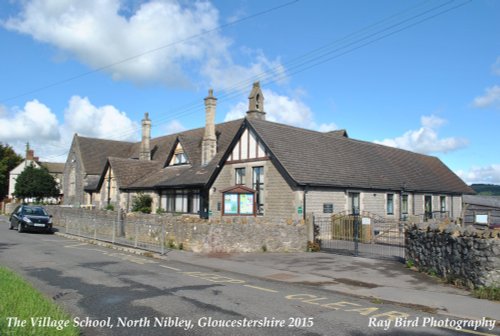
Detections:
0,216,498,336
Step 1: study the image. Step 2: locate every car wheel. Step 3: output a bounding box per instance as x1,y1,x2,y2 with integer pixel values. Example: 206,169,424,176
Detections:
18,223,24,233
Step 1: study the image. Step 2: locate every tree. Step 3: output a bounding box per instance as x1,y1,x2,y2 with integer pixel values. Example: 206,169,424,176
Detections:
14,164,60,202
0,143,23,200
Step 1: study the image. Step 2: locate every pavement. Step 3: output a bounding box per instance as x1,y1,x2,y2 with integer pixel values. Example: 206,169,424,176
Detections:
52,229,500,322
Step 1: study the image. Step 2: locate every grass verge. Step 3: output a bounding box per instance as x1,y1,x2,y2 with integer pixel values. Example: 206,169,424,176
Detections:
472,285,500,301
0,266,80,336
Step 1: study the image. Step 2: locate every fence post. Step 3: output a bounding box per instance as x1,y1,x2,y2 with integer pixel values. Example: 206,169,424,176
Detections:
94,217,97,240
160,221,165,255
112,211,117,244
134,221,138,248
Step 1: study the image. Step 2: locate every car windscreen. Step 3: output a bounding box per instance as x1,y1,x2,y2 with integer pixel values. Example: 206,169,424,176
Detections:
25,207,48,216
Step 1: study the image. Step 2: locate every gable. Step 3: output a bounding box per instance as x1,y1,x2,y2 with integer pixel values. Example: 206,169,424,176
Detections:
226,128,267,163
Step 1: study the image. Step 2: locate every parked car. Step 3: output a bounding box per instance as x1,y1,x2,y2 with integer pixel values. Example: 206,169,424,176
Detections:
9,205,53,233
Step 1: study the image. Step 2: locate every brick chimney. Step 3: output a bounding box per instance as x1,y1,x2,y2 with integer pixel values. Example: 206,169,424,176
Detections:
246,81,266,120
202,89,217,165
26,149,34,161
139,112,151,161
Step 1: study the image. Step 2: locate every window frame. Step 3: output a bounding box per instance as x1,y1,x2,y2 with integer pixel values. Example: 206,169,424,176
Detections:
387,193,394,215
235,167,246,185
323,203,334,214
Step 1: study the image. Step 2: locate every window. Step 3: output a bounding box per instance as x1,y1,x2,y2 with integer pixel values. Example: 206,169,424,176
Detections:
402,194,409,215
174,152,187,165
162,189,199,214
387,194,394,215
235,168,246,185
440,196,446,212
252,166,264,215
323,203,333,214
349,192,360,215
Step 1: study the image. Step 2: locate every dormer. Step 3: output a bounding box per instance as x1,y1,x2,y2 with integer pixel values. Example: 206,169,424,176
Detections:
169,142,189,166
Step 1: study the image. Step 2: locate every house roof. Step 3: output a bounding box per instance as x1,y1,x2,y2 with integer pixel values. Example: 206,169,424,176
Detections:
76,136,135,175
40,162,65,174
130,119,244,188
248,119,474,194
463,195,500,208
102,157,163,189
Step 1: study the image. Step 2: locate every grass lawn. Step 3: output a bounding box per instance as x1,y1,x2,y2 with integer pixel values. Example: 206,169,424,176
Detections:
0,266,80,336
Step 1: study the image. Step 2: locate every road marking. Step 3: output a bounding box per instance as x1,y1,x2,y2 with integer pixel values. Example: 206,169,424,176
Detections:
182,271,245,284
243,285,278,293
159,265,181,271
286,294,409,319
438,326,497,336
64,243,102,252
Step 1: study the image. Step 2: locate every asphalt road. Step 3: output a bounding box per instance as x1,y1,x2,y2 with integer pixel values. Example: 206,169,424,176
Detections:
0,215,498,336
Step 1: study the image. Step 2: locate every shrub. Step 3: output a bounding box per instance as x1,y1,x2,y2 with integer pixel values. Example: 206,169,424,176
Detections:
105,204,114,211
132,193,152,214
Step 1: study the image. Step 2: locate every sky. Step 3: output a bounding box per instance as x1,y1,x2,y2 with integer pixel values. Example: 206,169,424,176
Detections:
0,0,499,185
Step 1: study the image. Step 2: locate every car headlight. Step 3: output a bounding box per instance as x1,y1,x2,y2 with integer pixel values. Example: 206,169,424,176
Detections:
22,216,32,223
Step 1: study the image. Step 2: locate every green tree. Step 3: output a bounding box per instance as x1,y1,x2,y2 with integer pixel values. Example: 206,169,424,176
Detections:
0,143,23,200
131,193,152,213
14,164,60,202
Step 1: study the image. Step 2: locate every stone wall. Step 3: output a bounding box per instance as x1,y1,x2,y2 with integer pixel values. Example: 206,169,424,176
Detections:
406,222,500,288
46,206,307,253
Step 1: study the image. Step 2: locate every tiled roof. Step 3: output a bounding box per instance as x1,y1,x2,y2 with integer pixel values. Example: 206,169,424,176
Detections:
248,119,474,194
77,136,135,175
106,157,163,189
40,162,65,173
132,119,244,188
463,195,500,208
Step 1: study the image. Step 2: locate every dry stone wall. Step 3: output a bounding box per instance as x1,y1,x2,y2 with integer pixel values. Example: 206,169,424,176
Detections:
46,206,307,253
406,223,500,288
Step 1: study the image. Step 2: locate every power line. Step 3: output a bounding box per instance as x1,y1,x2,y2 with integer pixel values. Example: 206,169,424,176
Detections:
0,0,299,104
39,0,470,161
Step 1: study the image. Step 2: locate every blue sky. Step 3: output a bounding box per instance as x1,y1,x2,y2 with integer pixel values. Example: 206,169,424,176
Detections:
0,0,499,184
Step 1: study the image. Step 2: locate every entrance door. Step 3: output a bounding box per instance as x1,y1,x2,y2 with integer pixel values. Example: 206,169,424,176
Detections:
349,192,360,215
424,195,432,221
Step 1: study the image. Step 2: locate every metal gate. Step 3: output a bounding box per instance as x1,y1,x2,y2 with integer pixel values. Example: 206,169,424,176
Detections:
313,211,406,262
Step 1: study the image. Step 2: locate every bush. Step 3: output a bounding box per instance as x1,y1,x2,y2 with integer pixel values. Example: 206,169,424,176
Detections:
105,204,114,211
156,207,166,214
132,193,152,214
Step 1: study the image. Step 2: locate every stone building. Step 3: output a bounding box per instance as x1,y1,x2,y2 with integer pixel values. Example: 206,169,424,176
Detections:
62,82,474,221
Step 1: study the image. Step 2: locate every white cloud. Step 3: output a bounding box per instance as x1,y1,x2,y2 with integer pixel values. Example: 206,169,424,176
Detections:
456,164,500,185
472,85,500,109
0,100,60,142
374,115,467,154
2,0,284,89
0,96,138,162
164,120,186,135
317,123,338,132
63,96,138,141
